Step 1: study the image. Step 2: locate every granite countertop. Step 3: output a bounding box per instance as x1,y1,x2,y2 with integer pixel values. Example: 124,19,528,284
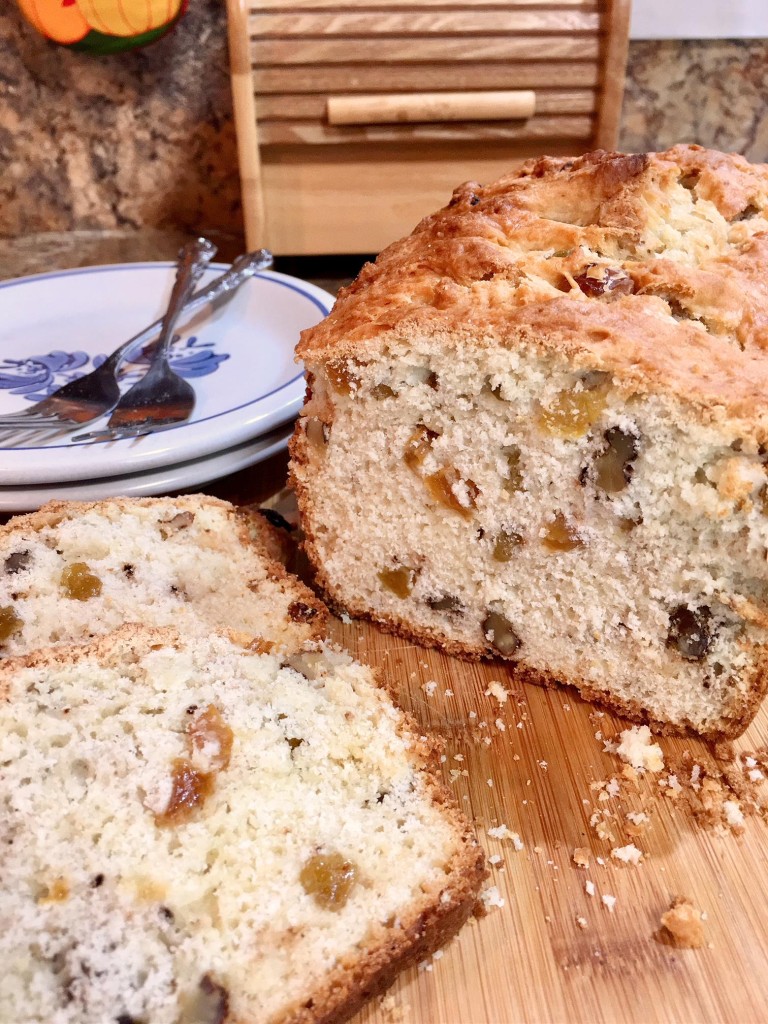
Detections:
0,230,358,297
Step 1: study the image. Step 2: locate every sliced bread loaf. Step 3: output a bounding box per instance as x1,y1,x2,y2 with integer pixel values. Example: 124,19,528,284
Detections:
0,626,485,1024
291,145,768,739
0,495,326,656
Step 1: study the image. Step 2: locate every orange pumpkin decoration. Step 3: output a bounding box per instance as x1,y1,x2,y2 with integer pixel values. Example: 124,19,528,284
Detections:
17,0,187,51
17,0,89,45
76,0,183,37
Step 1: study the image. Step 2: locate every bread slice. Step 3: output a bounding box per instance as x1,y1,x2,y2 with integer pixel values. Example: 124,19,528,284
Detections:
0,626,485,1024
290,145,768,740
0,495,326,656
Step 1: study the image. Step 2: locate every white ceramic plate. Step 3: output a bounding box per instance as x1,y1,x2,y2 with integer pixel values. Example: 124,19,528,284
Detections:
0,422,293,513
0,263,332,486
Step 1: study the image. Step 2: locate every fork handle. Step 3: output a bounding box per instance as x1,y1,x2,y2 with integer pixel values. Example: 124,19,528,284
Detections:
153,238,218,360
99,248,273,374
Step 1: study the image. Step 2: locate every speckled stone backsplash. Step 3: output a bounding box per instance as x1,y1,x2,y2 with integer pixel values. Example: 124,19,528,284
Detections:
2,4,768,243
621,40,768,159
0,0,242,240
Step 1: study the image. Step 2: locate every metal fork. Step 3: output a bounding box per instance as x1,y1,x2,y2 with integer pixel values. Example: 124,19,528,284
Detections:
70,238,215,442
0,246,273,434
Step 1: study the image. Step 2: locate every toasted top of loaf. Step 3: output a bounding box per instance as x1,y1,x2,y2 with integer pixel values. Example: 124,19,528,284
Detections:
298,145,768,434
0,495,326,656
0,626,485,1024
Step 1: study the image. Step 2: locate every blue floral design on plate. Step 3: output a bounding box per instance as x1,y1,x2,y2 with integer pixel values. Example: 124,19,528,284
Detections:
0,335,229,404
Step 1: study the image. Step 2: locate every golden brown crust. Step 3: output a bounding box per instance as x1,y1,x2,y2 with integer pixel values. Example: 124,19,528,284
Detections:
279,839,484,1024
297,145,768,434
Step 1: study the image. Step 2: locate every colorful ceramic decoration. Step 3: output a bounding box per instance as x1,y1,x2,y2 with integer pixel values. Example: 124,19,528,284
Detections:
17,0,188,53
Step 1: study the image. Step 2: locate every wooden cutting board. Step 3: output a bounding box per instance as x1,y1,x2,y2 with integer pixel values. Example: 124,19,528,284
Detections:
328,616,768,1024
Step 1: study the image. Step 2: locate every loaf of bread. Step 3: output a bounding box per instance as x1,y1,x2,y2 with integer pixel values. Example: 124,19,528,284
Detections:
0,626,485,1024
291,145,768,740
0,496,326,656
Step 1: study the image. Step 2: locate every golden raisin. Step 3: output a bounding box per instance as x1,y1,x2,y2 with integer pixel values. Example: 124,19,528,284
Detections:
0,605,23,642
424,467,479,518
542,513,583,551
482,611,521,657
60,562,102,600
372,383,396,399
379,567,416,599
188,706,233,773
155,758,214,827
300,852,357,910
38,878,69,904
305,417,327,450
492,528,524,562
537,385,608,439
403,424,439,471
593,428,640,494
326,360,361,394
502,445,524,493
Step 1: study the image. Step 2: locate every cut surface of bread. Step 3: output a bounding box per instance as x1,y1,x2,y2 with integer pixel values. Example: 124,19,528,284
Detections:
291,145,768,740
0,627,484,1024
0,495,326,657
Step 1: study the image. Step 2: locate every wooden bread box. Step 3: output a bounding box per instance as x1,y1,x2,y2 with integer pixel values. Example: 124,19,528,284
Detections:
227,0,631,255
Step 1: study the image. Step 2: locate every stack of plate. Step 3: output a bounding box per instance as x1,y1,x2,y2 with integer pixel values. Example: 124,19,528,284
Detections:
0,263,335,512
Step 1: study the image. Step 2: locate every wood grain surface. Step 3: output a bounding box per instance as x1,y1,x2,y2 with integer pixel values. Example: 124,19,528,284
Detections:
324,616,768,1024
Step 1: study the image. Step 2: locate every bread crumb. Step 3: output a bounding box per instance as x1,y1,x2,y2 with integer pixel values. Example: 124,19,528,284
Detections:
445,689,454,698
487,825,524,850
611,843,644,865
480,886,505,910
423,680,438,697
380,995,408,1023
585,880,596,897
626,810,649,825
538,760,548,771
488,854,502,866
723,800,745,828
572,847,590,868
485,681,509,705
616,726,664,773
495,718,506,732
575,915,588,929
601,894,617,912
657,896,706,948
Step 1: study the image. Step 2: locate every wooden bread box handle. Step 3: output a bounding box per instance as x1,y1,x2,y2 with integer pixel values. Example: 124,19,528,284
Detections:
327,90,536,126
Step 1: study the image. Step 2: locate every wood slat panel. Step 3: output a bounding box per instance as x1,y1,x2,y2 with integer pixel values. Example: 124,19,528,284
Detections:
253,0,598,9
252,34,600,64
258,113,593,145
253,61,601,93
255,88,597,120
249,10,600,35
257,139,584,253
